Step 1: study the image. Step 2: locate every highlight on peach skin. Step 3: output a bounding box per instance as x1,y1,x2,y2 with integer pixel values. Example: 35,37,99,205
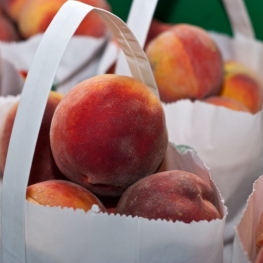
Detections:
50,74,168,197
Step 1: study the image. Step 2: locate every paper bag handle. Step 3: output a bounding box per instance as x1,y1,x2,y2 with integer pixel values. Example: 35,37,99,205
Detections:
115,0,255,76
0,1,158,262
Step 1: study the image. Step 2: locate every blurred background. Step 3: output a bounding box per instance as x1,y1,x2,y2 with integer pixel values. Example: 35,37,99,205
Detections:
107,0,262,41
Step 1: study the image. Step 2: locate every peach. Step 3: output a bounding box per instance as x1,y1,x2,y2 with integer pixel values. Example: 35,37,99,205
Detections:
17,0,111,39
145,24,224,103
203,96,250,112
116,170,221,223
26,179,107,212
220,61,263,114
50,74,168,197
1,0,27,21
0,14,19,41
0,91,68,185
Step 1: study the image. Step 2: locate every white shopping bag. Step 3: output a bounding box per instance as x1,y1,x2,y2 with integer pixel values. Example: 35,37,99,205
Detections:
97,0,263,262
0,2,227,262
231,176,263,263
0,20,108,95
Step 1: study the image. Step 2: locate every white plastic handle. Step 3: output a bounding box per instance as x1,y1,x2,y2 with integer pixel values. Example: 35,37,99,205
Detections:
0,1,158,262
114,0,254,77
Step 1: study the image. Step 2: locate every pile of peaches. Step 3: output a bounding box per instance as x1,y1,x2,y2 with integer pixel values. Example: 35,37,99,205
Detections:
0,0,260,232
108,20,263,114
144,20,263,114
0,0,111,42
0,74,222,225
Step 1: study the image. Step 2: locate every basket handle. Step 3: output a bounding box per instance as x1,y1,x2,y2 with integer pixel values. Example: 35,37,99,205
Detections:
0,1,158,262
114,0,255,76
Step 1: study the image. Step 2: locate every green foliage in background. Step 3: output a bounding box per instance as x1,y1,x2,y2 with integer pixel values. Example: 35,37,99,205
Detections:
107,0,263,41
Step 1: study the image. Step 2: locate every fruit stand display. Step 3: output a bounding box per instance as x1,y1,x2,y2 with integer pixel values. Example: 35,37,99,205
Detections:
0,0,263,262
0,2,227,262
96,0,263,263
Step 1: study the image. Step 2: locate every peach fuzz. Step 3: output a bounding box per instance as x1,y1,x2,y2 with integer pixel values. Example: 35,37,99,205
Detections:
220,61,263,114
0,15,19,41
203,96,250,112
50,74,168,197
115,170,222,223
26,180,107,213
0,91,68,185
17,0,111,39
145,24,224,103
1,0,27,21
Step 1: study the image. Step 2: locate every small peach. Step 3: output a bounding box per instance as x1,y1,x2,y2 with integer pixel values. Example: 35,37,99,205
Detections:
145,24,224,103
26,179,107,212
220,61,263,114
203,96,250,112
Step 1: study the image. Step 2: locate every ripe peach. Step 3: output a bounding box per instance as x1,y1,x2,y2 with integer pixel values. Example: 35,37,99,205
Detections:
0,91,68,185
50,74,168,197
145,24,224,103
1,0,27,21
0,15,19,41
26,180,107,212
17,0,111,39
203,96,250,112
116,170,222,223
220,61,263,114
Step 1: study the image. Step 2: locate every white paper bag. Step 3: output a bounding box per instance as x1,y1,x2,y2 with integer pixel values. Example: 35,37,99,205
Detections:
0,2,227,262
0,23,108,96
162,2,263,262
96,0,263,262
231,176,263,263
